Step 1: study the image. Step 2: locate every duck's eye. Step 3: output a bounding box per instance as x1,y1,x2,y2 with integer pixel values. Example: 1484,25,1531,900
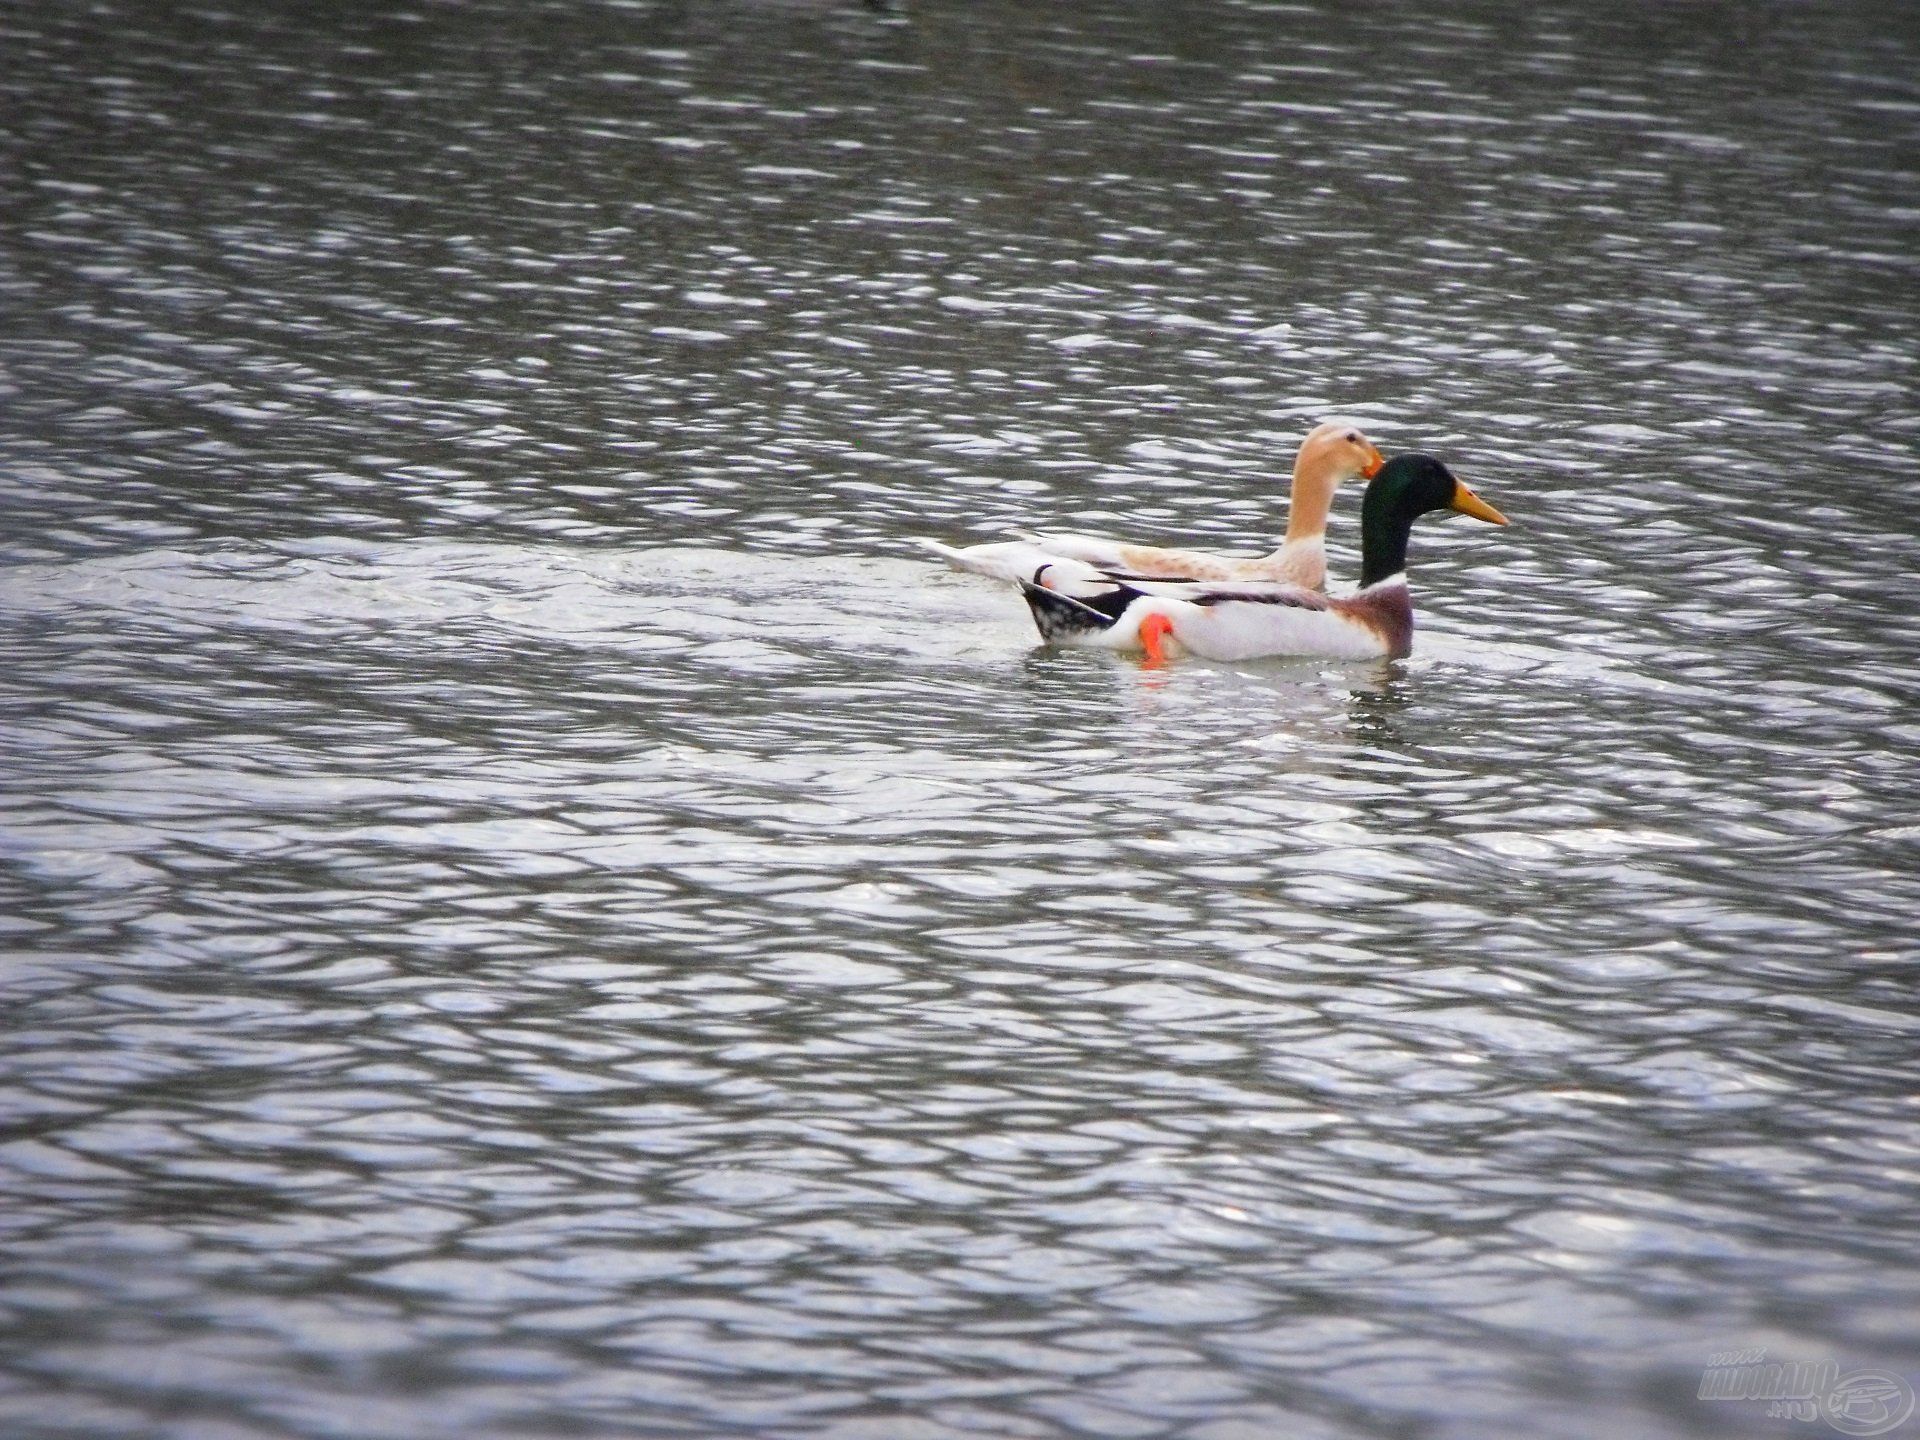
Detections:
1344,431,1360,443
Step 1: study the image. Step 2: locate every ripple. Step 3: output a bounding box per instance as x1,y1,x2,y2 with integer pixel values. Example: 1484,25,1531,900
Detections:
2,0,1918,1437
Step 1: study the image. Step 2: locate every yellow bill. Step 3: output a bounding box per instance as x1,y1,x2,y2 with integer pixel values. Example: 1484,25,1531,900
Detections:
1449,481,1509,526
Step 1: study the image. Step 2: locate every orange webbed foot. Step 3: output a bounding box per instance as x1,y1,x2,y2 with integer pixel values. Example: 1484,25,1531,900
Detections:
1139,612,1174,668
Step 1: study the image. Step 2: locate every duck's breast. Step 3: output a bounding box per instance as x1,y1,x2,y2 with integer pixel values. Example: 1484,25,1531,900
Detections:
1335,581,1414,659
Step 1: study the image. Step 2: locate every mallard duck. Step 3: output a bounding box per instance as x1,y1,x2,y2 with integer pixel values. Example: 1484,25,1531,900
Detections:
1018,454,1508,663
918,420,1385,591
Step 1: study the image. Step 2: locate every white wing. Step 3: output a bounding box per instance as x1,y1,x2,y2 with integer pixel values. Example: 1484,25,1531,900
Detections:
917,539,1121,597
915,538,1063,584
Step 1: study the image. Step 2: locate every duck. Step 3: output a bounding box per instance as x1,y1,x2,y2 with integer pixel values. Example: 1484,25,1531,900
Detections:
1017,454,1508,663
918,420,1386,592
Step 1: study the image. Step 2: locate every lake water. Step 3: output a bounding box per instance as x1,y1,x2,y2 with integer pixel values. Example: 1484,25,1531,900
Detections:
2,2,1917,1437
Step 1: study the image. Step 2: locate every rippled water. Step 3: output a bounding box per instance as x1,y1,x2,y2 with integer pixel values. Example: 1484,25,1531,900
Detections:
3,2,1918,1437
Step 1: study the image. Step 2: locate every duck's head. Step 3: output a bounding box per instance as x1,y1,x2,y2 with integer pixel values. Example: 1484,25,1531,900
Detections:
1285,422,1387,545
1368,453,1508,524
1297,420,1387,485
1359,454,1509,587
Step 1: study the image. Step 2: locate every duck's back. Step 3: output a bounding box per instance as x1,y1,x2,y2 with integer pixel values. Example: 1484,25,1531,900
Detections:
1024,533,1326,589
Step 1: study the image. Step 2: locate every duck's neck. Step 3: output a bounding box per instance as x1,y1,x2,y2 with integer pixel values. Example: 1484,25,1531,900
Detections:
1358,489,1416,589
1282,457,1337,546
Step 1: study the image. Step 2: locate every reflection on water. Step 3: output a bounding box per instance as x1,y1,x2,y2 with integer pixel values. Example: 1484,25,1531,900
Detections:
2,0,1917,1437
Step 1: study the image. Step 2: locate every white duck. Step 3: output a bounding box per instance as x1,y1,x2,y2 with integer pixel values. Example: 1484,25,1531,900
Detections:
1018,455,1509,663
919,420,1385,592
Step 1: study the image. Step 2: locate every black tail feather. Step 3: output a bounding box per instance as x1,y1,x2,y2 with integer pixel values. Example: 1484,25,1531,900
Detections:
1019,580,1138,643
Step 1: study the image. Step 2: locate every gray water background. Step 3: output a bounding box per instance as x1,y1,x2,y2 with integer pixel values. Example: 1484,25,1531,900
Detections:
2,1,1918,1437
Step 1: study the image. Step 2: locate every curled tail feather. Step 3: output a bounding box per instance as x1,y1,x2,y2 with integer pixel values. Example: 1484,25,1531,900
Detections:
1018,579,1141,644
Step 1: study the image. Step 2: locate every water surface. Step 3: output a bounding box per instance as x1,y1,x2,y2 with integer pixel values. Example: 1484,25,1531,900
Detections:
2,2,1918,1438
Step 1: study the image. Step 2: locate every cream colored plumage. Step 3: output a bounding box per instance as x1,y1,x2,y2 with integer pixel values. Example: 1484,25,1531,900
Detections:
919,421,1385,592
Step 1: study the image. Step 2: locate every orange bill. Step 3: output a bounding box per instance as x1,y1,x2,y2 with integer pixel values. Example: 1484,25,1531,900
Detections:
1362,443,1386,479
